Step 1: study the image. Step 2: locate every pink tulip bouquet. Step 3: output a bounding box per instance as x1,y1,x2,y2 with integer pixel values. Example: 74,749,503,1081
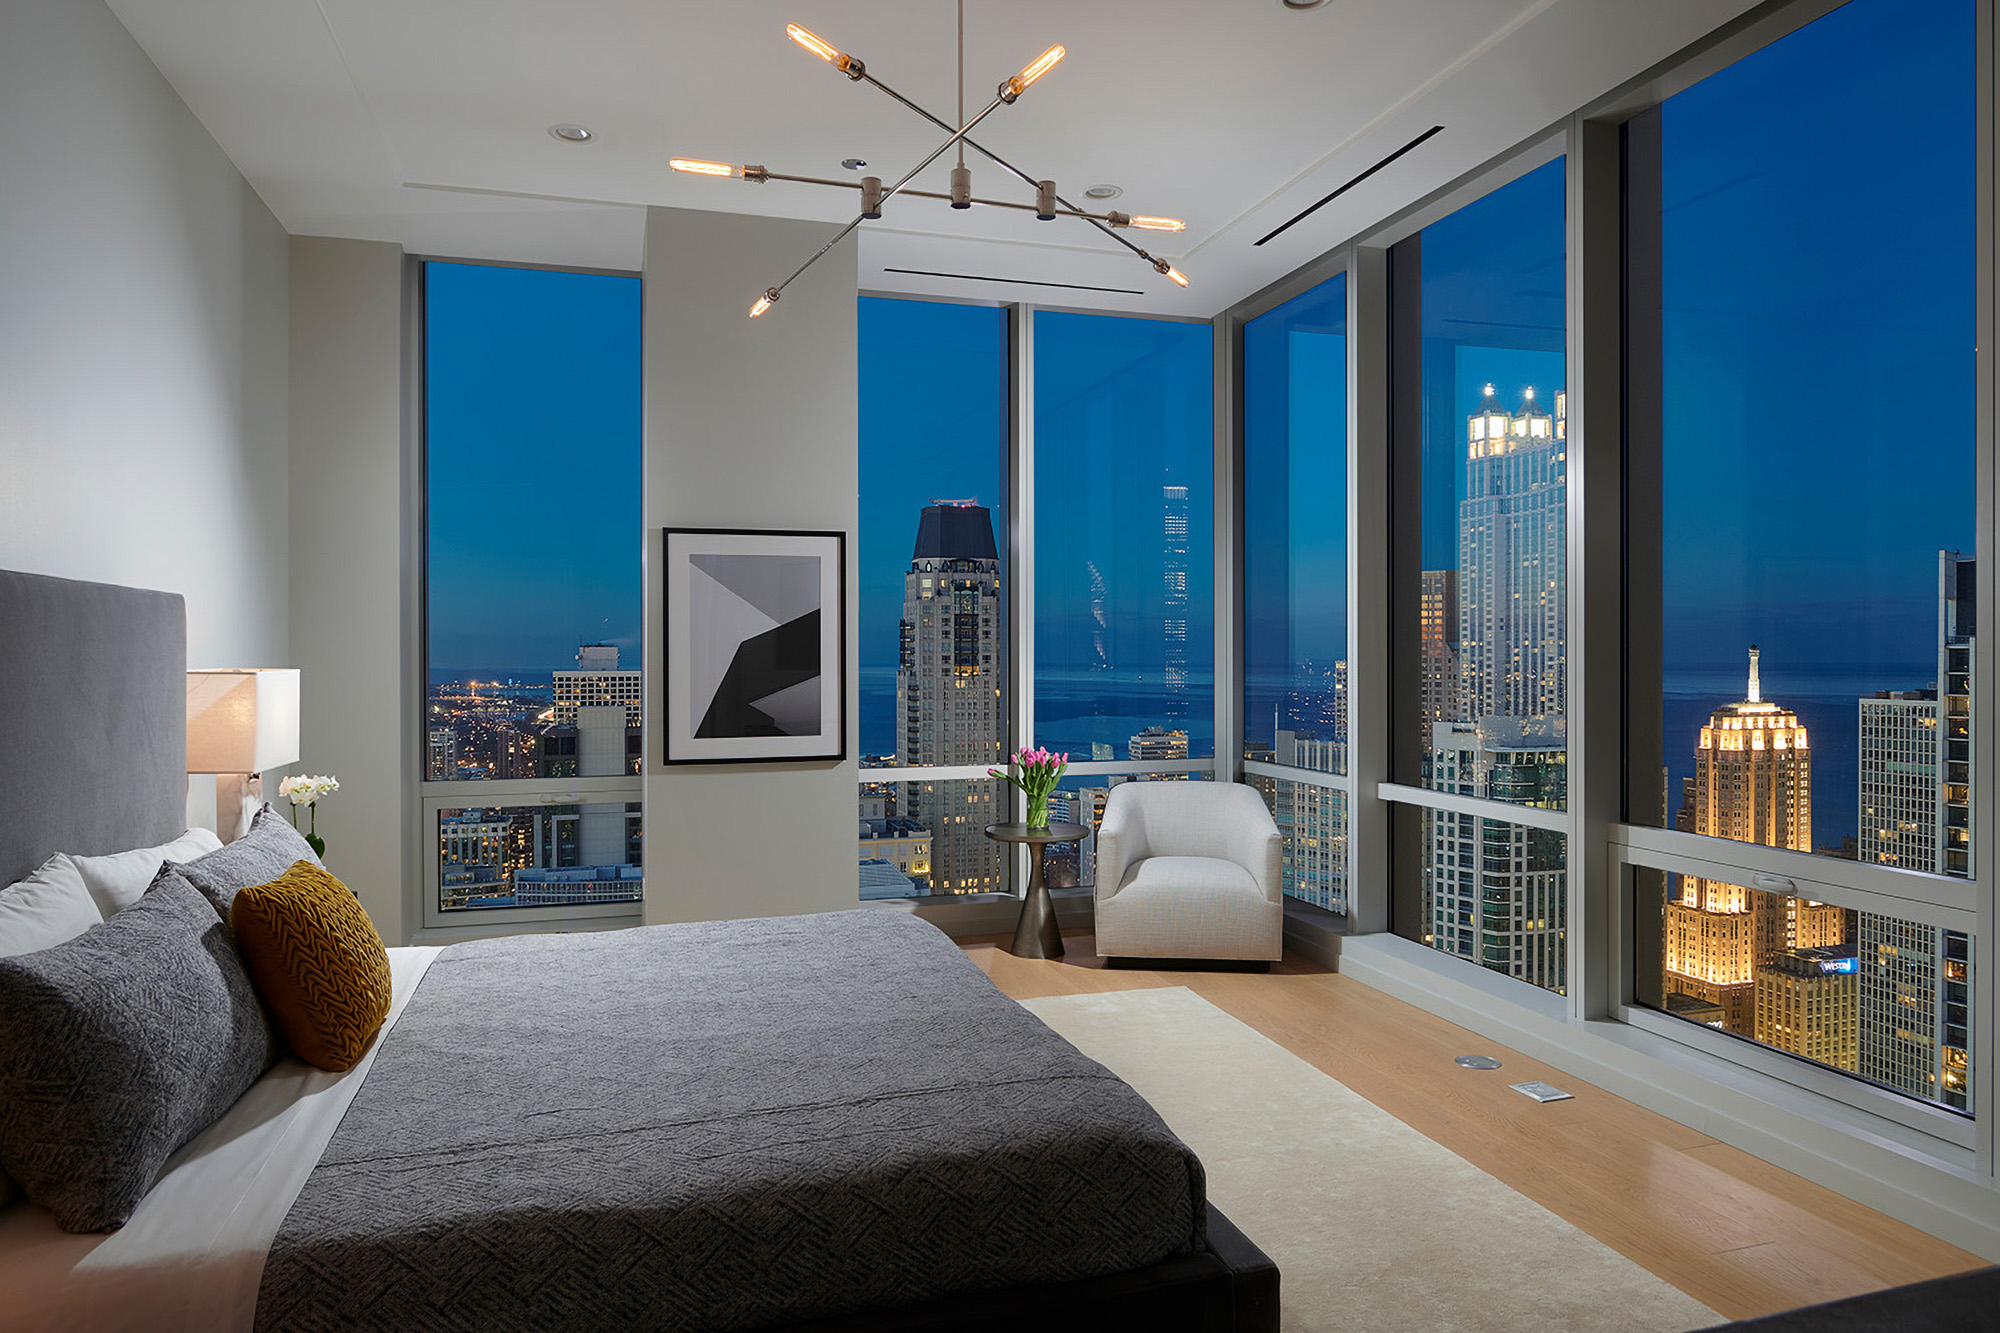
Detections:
989,746,1069,830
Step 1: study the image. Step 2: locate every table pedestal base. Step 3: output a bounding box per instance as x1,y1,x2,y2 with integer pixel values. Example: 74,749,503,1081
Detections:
1010,879,1063,960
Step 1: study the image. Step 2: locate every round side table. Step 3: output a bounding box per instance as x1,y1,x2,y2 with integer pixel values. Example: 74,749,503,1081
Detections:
984,821,1091,960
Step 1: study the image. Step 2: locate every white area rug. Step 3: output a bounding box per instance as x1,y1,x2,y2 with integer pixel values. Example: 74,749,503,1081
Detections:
1021,987,1723,1333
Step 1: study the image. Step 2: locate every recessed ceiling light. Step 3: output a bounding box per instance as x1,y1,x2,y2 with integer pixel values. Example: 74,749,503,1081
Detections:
548,124,594,143
1083,184,1122,201
841,157,868,171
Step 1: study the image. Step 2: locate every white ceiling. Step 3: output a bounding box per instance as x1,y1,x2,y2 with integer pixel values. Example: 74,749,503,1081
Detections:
105,0,1757,317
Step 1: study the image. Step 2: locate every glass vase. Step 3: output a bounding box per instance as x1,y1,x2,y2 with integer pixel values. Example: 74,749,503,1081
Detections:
1026,793,1050,830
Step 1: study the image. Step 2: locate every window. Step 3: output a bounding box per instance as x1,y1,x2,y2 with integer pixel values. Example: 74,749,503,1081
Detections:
421,261,644,921
1033,312,1215,763
1624,0,1975,1114
1242,272,1349,912
1388,157,1569,991
856,297,1010,898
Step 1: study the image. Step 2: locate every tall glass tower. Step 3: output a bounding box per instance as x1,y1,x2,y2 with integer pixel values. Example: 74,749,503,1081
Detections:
897,502,1003,893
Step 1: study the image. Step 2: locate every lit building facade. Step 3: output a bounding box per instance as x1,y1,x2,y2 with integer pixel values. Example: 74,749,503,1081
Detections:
1129,725,1190,765
896,502,1004,893
1163,483,1190,723
553,643,643,727
1855,551,1975,1112
1418,570,1458,763
1663,649,1843,1035
1425,721,1567,990
1457,387,1566,727
1754,944,1859,1072
1274,728,1347,913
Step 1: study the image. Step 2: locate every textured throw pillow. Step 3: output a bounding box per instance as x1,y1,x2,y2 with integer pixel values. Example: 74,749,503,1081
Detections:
0,855,102,957
172,804,323,926
231,861,391,1073
0,873,277,1232
71,828,224,918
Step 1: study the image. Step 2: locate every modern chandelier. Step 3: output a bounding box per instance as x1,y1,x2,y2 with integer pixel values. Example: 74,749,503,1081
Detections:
670,9,1189,318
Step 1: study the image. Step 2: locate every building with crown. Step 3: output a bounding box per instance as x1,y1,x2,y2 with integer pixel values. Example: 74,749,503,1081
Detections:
896,502,1004,893
1424,388,1570,989
1663,648,1845,1035
1458,385,1566,728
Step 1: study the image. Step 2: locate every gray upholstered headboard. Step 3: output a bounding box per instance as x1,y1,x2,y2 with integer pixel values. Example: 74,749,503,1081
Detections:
0,570,187,886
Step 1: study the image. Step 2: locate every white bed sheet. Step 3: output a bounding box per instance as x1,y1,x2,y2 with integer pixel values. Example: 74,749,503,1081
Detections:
0,945,442,1333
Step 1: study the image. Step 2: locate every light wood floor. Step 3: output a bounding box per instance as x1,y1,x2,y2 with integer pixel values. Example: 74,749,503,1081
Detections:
964,931,1988,1322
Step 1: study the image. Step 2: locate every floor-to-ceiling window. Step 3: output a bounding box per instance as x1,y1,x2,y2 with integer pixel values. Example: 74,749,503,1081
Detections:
1623,0,1976,1119
1034,311,1216,888
855,296,1011,899
419,260,644,928
1241,272,1350,914
1387,157,1570,992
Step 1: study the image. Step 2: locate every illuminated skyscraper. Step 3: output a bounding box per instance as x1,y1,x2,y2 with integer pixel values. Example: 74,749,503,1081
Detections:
1424,390,1568,989
1163,483,1190,722
1458,386,1566,727
1419,570,1458,762
896,502,1004,893
1274,726,1348,914
553,643,643,726
1755,944,1858,1071
1425,719,1567,990
1663,648,1843,1034
1856,551,1974,1111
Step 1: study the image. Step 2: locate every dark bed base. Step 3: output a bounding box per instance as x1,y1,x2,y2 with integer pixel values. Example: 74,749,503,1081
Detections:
1701,1264,2000,1331
777,1204,1279,1333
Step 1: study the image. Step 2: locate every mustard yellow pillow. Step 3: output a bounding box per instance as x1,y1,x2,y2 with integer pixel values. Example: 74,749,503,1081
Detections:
230,861,391,1072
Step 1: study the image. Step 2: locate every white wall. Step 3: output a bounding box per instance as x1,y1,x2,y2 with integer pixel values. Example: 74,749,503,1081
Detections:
287,238,408,943
0,0,289,671
642,208,860,924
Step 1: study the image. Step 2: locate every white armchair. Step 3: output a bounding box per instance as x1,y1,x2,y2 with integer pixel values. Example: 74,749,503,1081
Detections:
1093,781,1284,963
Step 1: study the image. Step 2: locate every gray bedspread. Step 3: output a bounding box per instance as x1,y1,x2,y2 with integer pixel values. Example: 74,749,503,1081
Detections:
254,910,1206,1332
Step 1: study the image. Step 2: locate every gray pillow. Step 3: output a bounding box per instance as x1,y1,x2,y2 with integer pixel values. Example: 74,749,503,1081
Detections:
0,871,278,1232
171,803,324,925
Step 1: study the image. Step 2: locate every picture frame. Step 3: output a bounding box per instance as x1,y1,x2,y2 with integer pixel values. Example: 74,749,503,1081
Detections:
661,527,846,764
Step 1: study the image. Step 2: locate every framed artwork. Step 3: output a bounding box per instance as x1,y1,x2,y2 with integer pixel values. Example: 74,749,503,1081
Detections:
661,527,846,764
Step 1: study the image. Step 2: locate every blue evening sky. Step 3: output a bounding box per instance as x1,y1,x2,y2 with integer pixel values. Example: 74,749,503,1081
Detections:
1655,0,1974,690
425,262,642,676
1243,273,1347,744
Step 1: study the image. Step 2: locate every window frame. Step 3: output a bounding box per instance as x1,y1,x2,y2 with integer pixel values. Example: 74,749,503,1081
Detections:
408,255,648,940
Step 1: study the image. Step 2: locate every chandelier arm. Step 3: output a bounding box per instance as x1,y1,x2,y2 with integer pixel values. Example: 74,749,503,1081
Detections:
760,170,1114,219
855,69,1155,263
767,91,1011,302
876,92,1009,208
769,213,871,300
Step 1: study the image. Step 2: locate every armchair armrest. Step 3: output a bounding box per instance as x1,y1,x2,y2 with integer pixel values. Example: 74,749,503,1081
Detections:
1222,796,1285,905
1094,800,1148,905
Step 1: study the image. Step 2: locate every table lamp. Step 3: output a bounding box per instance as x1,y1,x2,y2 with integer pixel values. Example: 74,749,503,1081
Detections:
187,668,301,843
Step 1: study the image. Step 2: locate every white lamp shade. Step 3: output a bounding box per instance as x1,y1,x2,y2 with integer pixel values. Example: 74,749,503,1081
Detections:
187,669,301,774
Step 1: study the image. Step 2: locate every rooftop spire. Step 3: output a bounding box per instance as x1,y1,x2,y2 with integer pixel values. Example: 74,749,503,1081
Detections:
1747,644,1761,704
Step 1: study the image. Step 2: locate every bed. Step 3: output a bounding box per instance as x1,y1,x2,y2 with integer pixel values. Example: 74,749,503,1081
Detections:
0,568,1279,1332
